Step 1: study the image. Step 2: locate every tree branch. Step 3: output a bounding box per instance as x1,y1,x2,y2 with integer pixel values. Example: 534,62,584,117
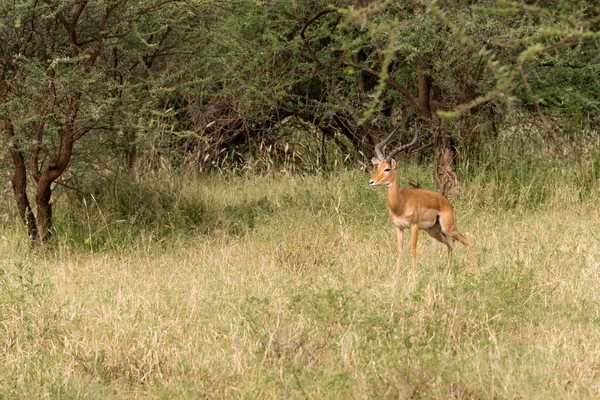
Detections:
518,58,548,125
300,8,337,40
84,3,116,73
135,0,180,16
300,8,337,68
143,25,173,69
72,0,88,24
29,96,48,183
45,0,80,57
342,60,431,118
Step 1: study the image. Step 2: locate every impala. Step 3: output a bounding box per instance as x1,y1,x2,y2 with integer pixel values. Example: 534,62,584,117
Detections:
369,124,477,273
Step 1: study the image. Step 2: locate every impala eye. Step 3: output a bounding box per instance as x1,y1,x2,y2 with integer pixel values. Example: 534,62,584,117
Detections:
383,168,391,172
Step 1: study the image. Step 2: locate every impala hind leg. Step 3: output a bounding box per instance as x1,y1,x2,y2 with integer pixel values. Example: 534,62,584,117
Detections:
395,226,404,274
445,230,477,268
452,232,477,268
425,217,455,271
445,245,453,275
439,214,477,268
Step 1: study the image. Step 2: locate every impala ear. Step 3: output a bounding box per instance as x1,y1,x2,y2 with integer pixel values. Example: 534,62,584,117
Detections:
391,159,397,169
371,157,381,165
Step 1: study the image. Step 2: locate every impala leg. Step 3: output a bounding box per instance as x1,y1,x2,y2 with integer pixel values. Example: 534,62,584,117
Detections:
410,225,419,272
451,232,478,268
425,222,455,272
438,213,477,269
395,226,404,274
445,245,453,275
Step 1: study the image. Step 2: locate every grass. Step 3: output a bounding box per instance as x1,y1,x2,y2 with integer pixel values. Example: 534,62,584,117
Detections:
1,165,600,398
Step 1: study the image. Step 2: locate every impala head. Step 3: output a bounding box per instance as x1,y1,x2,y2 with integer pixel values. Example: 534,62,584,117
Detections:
369,123,419,188
369,158,397,187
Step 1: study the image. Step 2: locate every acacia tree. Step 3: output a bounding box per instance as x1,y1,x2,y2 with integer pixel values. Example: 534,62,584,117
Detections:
335,0,600,190
315,1,498,194
0,0,186,245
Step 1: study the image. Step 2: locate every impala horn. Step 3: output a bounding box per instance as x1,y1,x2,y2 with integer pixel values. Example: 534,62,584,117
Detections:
385,123,419,162
374,123,419,161
374,124,403,161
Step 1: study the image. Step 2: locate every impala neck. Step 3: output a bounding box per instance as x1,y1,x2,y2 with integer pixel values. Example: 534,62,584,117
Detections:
385,174,403,212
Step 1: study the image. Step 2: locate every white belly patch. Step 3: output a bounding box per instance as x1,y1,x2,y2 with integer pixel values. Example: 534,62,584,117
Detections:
392,217,410,229
392,217,435,230
418,220,435,229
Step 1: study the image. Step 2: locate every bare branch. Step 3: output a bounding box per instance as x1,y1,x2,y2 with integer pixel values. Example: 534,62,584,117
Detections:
71,0,88,25
29,95,49,183
84,4,115,73
518,58,548,126
300,8,337,68
300,8,337,40
342,60,431,118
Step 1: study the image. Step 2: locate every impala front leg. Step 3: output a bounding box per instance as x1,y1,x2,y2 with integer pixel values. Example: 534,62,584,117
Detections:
410,225,419,272
395,226,404,274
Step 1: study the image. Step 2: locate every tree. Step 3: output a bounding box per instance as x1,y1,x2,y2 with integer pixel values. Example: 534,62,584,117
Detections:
0,0,185,245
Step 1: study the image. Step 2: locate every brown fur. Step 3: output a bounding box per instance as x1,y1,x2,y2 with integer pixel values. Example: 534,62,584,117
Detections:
370,157,477,273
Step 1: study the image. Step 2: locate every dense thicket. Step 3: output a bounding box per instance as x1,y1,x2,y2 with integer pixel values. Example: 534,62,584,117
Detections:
1,0,599,245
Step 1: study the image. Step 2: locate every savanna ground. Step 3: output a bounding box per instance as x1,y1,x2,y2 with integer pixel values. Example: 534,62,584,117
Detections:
1,157,600,398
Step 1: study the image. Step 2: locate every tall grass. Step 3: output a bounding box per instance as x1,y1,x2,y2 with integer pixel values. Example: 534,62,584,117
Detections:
1,157,599,398
457,131,600,210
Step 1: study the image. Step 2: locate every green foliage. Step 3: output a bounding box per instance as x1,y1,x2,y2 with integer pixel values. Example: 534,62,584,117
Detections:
48,171,280,252
4,0,600,202
224,197,274,236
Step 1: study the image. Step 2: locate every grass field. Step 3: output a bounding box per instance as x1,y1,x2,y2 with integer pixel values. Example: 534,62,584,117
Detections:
1,166,600,398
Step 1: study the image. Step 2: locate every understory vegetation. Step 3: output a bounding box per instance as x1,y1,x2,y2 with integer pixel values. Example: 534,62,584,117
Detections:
1,151,599,398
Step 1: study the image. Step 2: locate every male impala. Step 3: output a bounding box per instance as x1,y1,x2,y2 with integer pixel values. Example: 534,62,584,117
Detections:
369,124,477,273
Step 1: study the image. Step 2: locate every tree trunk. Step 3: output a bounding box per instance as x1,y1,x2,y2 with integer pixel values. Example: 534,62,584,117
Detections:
9,148,38,241
432,123,458,197
35,175,54,245
3,119,38,241
31,118,76,245
125,129,137,172
415,65,459,196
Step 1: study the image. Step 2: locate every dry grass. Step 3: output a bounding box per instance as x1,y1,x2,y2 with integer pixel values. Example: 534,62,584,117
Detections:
1,169,600,398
